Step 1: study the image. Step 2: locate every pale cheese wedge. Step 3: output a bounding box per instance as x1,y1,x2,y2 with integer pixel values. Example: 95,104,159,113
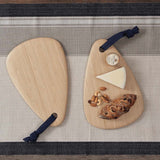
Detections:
96,67,126,89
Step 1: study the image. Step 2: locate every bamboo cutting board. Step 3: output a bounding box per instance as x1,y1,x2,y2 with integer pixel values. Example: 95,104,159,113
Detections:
84,39,144,129
6,38,68,126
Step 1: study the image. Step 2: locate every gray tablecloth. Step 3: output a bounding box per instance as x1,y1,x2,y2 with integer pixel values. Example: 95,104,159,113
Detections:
0,16,160,142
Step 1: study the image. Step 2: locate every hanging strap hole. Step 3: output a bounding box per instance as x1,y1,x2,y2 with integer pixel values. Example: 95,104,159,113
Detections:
99,47,105,52
52,113,58,118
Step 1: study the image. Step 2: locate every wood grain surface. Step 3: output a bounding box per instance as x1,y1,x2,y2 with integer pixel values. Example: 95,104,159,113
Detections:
6,38,68,126
84,39,144,129
0,0,160,3
1,155,160,160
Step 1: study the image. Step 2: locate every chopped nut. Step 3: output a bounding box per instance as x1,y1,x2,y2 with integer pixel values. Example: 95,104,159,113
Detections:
88,100,92,104
91,95,96,102
97,92,101,97
100,87,107,91
103,94,110,100
88,88,110,108
97,99,102,105
101,96,107,102
90,103,97,107
101,95,110,103
94,91,100,96
95,97,98,103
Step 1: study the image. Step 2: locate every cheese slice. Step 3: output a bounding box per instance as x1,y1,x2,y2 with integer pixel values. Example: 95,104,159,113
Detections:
96,67,126,89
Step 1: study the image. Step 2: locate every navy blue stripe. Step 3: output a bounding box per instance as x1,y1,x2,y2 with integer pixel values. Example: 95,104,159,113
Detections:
0,3,159,16
0,142,160,155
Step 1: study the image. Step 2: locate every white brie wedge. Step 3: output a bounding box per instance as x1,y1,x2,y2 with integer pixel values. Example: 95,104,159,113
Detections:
96,67,126,89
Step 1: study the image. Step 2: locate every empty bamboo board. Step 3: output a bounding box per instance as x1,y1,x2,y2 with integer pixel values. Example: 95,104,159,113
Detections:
6,38,68,126
84,39,144,129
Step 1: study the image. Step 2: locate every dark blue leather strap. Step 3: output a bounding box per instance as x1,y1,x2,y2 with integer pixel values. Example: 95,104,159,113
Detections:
23,113,57,142
99,26,139,52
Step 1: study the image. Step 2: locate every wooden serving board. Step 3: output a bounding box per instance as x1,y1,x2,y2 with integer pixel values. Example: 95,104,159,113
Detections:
84,39,144,129
6,38,68,126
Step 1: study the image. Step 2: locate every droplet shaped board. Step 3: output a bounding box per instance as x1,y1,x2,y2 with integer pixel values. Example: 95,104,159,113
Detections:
6,38,68,126
84,39,144,129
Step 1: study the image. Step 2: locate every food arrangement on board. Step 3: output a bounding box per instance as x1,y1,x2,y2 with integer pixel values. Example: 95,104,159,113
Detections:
84,26,144,129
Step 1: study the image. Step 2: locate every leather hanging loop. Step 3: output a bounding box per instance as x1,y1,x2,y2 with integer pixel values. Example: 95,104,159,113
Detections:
23,113,57,142
99,26,139,52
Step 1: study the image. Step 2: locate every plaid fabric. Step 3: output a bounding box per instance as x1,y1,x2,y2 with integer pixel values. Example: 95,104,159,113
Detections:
0,17,160,143
0,3,160,154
